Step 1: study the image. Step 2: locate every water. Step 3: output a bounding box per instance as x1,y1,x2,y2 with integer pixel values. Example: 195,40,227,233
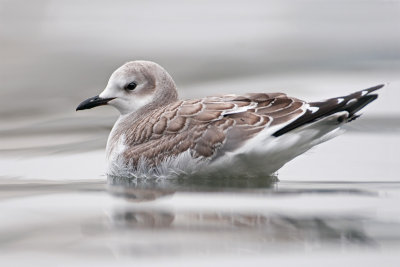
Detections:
1,0,400,265
1,124,400,266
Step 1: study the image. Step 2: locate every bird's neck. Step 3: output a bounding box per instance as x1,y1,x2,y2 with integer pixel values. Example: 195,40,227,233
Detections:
106,84,178,159
136,74,179,114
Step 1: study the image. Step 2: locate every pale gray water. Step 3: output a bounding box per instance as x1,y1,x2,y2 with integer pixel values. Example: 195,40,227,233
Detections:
1,0,400,266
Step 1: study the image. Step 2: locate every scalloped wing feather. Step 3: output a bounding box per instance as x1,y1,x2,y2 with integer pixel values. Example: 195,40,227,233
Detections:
109,93,307,167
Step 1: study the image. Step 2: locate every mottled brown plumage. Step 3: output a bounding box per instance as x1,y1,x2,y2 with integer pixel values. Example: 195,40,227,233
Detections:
108,94,306,166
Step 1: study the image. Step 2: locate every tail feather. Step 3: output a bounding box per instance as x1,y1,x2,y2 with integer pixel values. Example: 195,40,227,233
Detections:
273,84,383,137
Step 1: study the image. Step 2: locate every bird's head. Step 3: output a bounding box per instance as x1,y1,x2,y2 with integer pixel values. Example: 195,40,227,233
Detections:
76,60,178,115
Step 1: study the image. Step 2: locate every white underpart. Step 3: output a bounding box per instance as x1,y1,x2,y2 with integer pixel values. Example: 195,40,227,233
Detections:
107,133,128,174
107,149,208,179
210,109,349,176
208,104,307,168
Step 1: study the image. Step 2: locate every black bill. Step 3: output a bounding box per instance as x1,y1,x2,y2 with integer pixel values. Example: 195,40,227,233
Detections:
76,95,115,111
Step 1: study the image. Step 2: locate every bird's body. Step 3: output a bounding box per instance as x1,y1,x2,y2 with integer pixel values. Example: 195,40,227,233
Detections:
76,61,382,179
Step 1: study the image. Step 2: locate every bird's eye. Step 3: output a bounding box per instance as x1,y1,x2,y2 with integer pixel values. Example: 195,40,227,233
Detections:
125,82,137,90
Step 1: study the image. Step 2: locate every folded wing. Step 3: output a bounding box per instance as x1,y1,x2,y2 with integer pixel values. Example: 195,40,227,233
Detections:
122,92,307,164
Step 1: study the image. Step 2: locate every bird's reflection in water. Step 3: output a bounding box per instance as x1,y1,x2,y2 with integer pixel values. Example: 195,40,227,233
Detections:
107,173,374,202
105,174,377,254
107,173,278,201
110,209,375,246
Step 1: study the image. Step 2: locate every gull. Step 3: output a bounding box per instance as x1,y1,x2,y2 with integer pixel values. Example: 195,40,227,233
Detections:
76,60,382,179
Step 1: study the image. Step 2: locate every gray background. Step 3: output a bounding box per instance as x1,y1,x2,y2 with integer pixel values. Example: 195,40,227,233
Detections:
1,0,399,121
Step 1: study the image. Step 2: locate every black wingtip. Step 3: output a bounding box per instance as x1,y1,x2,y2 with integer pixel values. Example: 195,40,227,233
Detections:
346,94,378,117
272,84,384,137
363,84,385,94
